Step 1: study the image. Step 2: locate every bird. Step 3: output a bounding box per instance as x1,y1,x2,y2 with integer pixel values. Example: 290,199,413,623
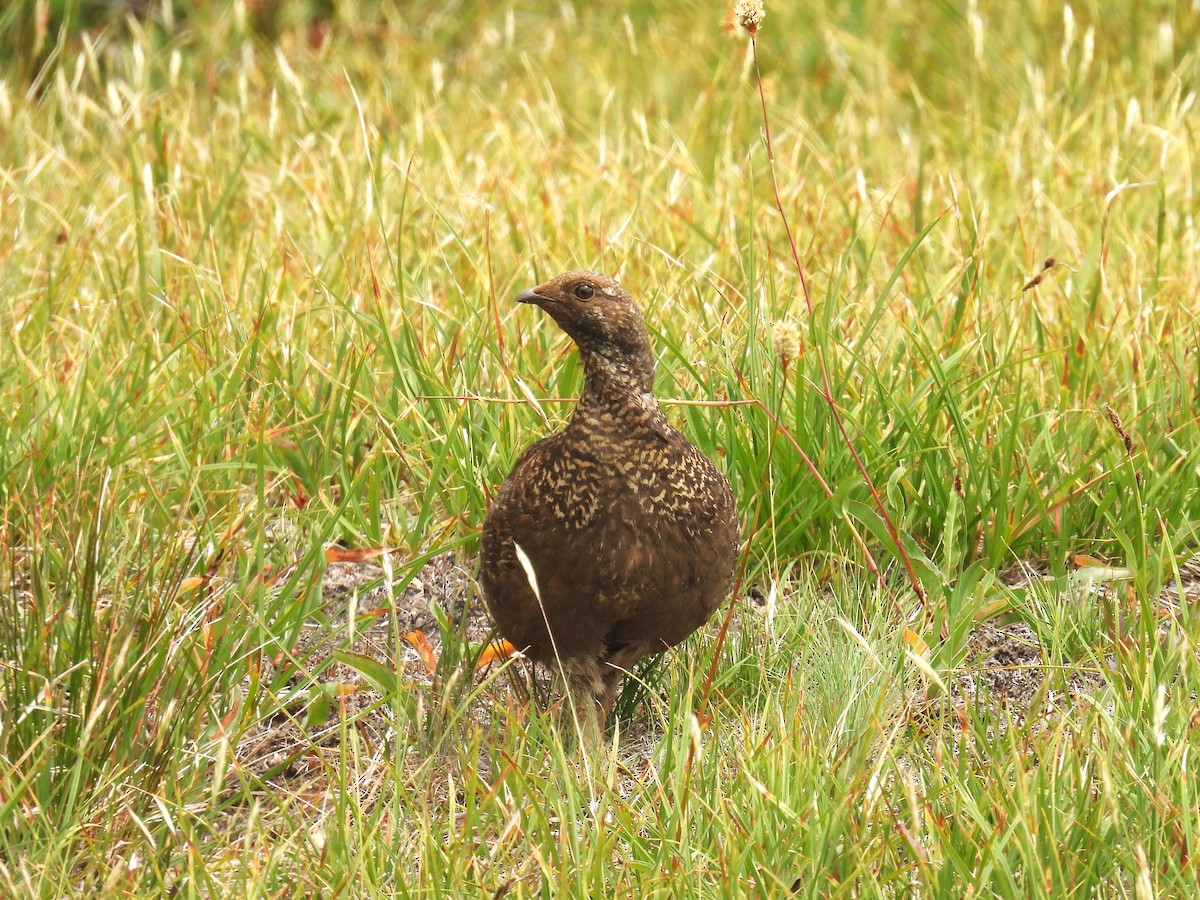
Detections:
479,270,739,737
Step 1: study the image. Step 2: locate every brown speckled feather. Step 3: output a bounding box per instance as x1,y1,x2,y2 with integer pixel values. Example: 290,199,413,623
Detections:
479,271,739,727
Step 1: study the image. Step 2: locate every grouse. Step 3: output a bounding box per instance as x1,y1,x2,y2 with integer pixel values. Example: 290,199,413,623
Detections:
479,270,739,735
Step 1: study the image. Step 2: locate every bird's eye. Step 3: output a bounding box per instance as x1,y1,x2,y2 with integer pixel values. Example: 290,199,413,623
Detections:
572,283,595,300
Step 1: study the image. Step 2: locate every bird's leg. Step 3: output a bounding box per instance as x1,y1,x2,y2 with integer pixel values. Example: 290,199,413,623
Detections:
565,670,605,748
597,666,626,731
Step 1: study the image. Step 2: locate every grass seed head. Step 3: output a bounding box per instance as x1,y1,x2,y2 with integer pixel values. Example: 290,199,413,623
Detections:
731,0,765,35
772,320,801,366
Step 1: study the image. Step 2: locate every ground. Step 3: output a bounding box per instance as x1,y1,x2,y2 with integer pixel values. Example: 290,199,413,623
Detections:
235,551,1200,793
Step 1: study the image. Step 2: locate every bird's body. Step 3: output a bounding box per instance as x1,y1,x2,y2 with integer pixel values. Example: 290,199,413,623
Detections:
479,271,738,730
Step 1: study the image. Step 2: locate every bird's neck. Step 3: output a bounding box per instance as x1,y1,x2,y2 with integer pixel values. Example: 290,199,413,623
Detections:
572,345,660,428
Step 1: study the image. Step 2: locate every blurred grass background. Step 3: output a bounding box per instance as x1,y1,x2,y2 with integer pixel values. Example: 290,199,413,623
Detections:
1,0,1198,895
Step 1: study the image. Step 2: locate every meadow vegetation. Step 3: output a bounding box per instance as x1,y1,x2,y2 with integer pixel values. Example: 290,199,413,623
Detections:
1,0,1198,894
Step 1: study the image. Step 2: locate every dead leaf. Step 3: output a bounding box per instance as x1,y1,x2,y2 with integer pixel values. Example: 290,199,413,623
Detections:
475,638,516,671
325,546,390,563
405,630,438,675
902,626,929,655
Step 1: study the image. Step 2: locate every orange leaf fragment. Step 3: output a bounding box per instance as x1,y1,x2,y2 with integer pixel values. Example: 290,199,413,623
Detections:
405,630,438,676
325,546,389,563
902,626,929,656
1073,554,1105,568
474,638,517,671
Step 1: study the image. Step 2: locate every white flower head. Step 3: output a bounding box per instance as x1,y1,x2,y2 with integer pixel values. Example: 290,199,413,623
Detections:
733,0,766,35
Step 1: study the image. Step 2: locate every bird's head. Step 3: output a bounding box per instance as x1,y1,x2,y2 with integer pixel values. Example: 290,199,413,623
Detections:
516,271,651,364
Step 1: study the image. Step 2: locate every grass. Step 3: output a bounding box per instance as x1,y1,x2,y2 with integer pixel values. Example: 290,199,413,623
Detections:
1,0,1198,894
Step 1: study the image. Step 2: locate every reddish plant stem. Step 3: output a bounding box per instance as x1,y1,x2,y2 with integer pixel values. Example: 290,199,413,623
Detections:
698,379,905,719
751,37,927,607
732,378,895,610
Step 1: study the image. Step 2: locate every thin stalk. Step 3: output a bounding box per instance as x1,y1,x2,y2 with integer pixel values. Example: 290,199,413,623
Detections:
750,36,927,606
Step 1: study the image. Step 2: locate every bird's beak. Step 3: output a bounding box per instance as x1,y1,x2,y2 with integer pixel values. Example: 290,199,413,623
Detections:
516,288,548,305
